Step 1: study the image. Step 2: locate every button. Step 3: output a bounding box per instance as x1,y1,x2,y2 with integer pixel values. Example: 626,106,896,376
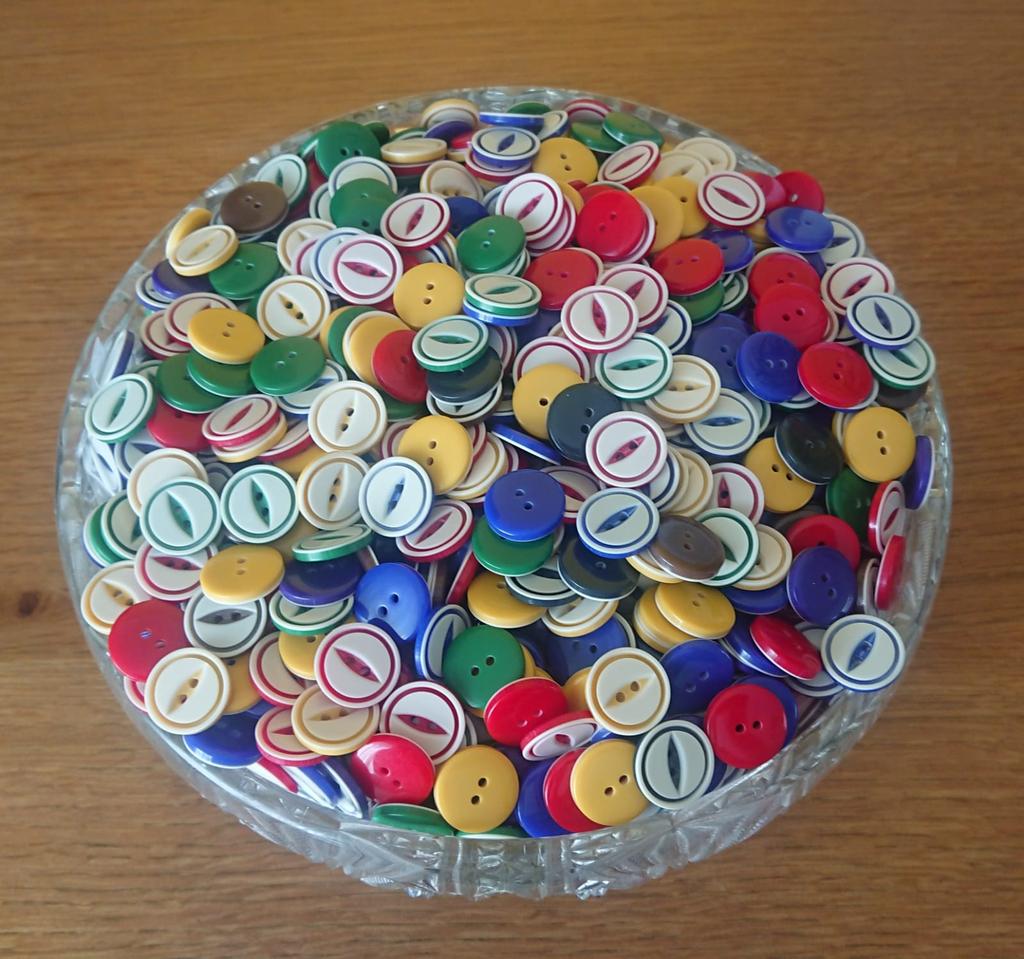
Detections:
349,734,435,804
533,136,599,184
396,414,472,494
219,465,298,545
209,243,282,301
654,581,735,640
512,364,583,440
255,705,321,766
697,172,765,227
85,373,157,445
314,121,382,175
392,262,465,330
575,192,647,262
695,507,759,586
166,207,213,259
744,438,815,513
313,622,401,708
842,407,916,482
412,316,489,373
465,571,545,629
220,181,289,235
352,562,430,643
544,612,634,682
328,177,396,233
749,614,823,679
644,355,721,424
484,677,568,746
168,225,238,277
688,318,748,393
187,308,265,366
821,614,906,691
786,514,861,570
248,337,324,398
484,469,565,542
764,205,834,252
547,382,622,463
576,488,659,559
292,527,373,563
569,739,648,826
737,331,801,403
753,282,828,350
875,533,906,610
542,748,601,833
683,389,760,458
329,235,404,305
631,184,684,251
290,687,379,757
662,640,735,713
472,517,553,577
737,524,793,591
246,633,306,707
308,382,387,456
864,337,935,391
542,594,617,638
200,545,284,603
145,647,231,734
184,711,261,767
797,342,874,410
523,248,601,310
183,592,266,658
442,624,526,709
276,631,324,680
585,411,667,489
426,347,503,402
559,285,639,354
380,679,466,763
786,546,857,626
357,457,433,538
654,175,709,237
775,412,844,485
505,556,576,608
652,238,724,295
557,537,638,601
708,463,765,523
648,515,723,582
369,331,425,405
520,711,597,762
433,745,519,833
821,256,895,314
456,215,525,273
867,480,907,554
634,719,715,810
371,803,453,835
903,435,934,510
398,499,473,562
516,760,569,837
594,333,673,401
705,683,787,768
107,598,188,680
585,647,669,736
775,170,825,211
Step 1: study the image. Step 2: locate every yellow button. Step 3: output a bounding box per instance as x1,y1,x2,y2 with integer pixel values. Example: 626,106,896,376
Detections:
563,667,591,712
188,308,265,364
744,438,815,513
632,185,685,252
393,263,465,330
319,306,346,355
223,651,261,714
512,363,584,440
466,571,544,628
569,740,649,826
654,581,735,640
746,217,771,248
626,548,683,585
634,586,699,651
381,137,447,164
434,745,519,833
533,666,555,683
278,631,324,680
560,180,584,213
269,515,319,562
290,686,379,756
533,137,599,184
200,545,284,603
842,407,916,482
656,175,709,237
273,444,327,480
166,207,212,259
343,311,406,386
397,414,472,493
520,643,537,678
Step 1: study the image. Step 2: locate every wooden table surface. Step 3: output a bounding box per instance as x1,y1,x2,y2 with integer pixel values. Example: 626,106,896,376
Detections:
2,1,1022,956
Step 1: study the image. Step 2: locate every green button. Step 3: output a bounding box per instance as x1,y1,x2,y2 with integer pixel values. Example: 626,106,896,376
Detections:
382,394,426,422
602,110,664,148
388,127,427,142
826,468,876,540
186,351,253,397
250,337,325,396
509,101,550,115
365,121,391,146
456,216,525,274
329,177,397,233
154,354,224,413
471,517,553,577
441,624,525,709
570,121,620,154
84,504,121,566
209,242,282,300
326,305,375,365
314,121,382,176
673,280,725,325
371,804,454,836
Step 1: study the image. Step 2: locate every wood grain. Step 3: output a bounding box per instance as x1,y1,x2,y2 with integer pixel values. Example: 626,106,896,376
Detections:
1,1,1022,956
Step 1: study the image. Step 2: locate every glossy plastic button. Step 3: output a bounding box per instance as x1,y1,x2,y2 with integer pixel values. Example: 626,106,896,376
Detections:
569,739,648,826
705,683,787,769
434,745,519,833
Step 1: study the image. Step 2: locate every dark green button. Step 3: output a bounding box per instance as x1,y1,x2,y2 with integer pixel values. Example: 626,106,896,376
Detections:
314,121,382,176
426,347,502,403
775,413,844,485
826,468,876,539
557,535,639,601
471,517,553,577
250,337,325,396
673,280,725,325
326,305,374,365
382,394,426,421
456,216,525,274
441,624,525,709
570,121,620,154
329,177,397,233
365,121,391,146
186,351,253,397
602,110,664,147
509,100,549,115
85,504,121,565
209,242,282,300
154,354,224,413
371,804,454,836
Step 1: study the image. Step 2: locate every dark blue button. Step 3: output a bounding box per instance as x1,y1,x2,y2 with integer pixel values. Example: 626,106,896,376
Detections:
427,347,502,402
463,300,536,328
556,536,638,602
740,676,799,745
291,763,343,806
320,757,371,818
720,616,788,677
704,229,755,273
445,196,489,236
151,258,213,299
516,759,568,837
903,435,933,510
543,612,632,682
489,422,561,464
786,546,856,626
722,580,790,615
426,118,475,142
279,555,362,606
689,317,749,392
354,563,431,644
737,331,802,403
484,469,565,542
764,206,835,253
514,309,561,346
661,639,735,713
183,712,260,767
546,382,622,463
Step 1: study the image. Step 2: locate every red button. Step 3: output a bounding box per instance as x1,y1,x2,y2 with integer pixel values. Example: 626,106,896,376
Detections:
108,600,189,682
652,238,725,296
786,515,861,570
753,282,829,349
543,748,602,833
748,251,820,301
797,342,874,409
705,684,788,769
578,183,621,203
304,152,326,191
524,248,601,310
146,398,209,453
744,172,787,214
574,191,647,261
874,534,906,611
776,170,825,212
749,615,822,680
349,733,435,804
483,677,568,746
372,329,428,404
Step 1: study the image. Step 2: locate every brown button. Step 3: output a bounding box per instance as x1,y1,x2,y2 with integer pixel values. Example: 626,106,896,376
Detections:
219,181,289,235
649,516,724,580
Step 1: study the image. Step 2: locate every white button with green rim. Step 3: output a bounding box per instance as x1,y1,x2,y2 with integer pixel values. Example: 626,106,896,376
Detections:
219,465,299,544
412,316,489,373
292,526,373,563
140,477,222,556
695,506,759,587
269,593,353,636
595,333,673,401
863,337,935,390
85,374,156,444
184,592,267,658
328,156,397,195
99,492,145,560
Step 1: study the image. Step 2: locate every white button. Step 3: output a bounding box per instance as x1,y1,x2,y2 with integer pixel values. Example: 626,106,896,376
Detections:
379,681,466,763
79,561,149,635
297,452,368,529
256,275,331,339
314,623,401,708
249,633,308,706
168,225,238,276
308,382,387,455
145,648,231,734
358,457,433,537
585,648,669,735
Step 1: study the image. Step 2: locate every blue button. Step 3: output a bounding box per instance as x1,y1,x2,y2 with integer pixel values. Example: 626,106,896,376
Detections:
354,562,431,644
151,258,212,299
546,382,622,463
516,759,568,837
445,196,489,236
689,316,749,392
786,546,856,626
722,579,790,615
661,639,735,713
736,331,802,403
484,468,565,542
279,555,362,607
489,422,561,465
543,613,633,682
720,616,789,677
764,206,835,253
704,229,755,273
320,757,371,818
903,435,934,510
183,712,260,767
291,763,343,806
739,676,799,745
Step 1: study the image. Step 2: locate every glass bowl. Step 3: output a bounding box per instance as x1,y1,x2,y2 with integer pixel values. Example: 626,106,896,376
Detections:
56,86,952,899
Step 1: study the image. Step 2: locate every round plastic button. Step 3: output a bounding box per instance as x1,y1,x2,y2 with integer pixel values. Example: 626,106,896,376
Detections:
577,488,659,559
484,469,565,542
634,719,715,810
396,414,472,494
434,745,519,833
547,382,622,463
753,282,828,350
542,748,601,833
775,413,844,485
484,677,568,746
585,647,669,736
379,680,466,763
442,624,526,709
821,614,906,691
512,364,584,439
655,581,735,640
705,683,787,769
585,411,667,489
786,546,857,626
798,343,875,409
200,545,284,604
145,647,230,735
652,239,724,296
842,407,916,482
662,640,735,714
349,734,435,804
569,739,648,826
749,615,822,679
745,438,815,513
372,330,427,404
649,516,724,581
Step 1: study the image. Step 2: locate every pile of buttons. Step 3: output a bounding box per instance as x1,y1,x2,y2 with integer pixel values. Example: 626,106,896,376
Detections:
79,94,937,839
